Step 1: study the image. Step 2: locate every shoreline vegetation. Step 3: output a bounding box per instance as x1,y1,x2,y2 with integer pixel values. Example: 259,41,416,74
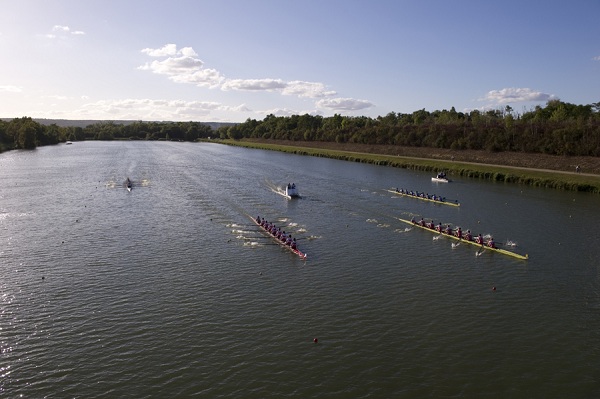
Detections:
2,99,599,193
216,139,600,194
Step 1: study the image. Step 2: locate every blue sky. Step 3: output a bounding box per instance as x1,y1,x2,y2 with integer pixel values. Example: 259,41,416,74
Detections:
1,0,599,122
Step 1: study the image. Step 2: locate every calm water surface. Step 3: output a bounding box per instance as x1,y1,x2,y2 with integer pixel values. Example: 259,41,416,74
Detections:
1,141,599,398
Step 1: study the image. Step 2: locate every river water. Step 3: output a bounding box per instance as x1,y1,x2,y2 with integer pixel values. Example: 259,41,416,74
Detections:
1,141,599,398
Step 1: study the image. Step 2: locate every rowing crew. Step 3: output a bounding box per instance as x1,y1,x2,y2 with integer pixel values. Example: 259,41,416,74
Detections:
256,216,298,250
395,188,447,202
411,217,496,248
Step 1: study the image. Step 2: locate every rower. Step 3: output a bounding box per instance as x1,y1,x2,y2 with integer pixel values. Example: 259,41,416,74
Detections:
419,218,425,227
436,222,443,232
476,234,483,244
455,227,462,238
488,237,496,248
464,229,472,241
445,224,452,235
291,238,297,250
256,216,261,223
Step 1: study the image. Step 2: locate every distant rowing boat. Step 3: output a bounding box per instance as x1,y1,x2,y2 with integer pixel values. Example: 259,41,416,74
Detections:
386,189,460,207
396,217,528,260
251,216,307,259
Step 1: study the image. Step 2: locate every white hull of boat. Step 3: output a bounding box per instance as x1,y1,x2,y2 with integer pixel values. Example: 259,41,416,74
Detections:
431,177,449,183
285,187,299,198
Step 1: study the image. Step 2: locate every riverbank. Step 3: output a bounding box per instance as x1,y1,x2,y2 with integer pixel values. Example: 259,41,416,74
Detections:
216,139,600,193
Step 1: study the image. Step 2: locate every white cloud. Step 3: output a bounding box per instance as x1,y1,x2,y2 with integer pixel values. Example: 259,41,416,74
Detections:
139,43,373,114
141,43,178,57
282,81,336,98
139,44,223,88
260,107,298,117
45,25,85,39
0,85,22,93
316,97,374,111
482,88,556,104
221,78,287,91
221,78,336,99
593,55,600,61
53,25,71,33
75,98,243,120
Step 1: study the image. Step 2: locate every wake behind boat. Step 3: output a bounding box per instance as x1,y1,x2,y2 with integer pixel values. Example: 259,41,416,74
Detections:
252,215,307,259
387,188,459,207
397,217,528,260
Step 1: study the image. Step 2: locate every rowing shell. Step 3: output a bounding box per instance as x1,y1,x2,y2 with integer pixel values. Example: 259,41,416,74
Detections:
396,217,528,260
386,189,460,207
250,216,307,259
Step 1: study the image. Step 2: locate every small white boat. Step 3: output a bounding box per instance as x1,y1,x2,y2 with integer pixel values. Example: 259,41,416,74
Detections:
66,141,73,145
285,183,300,198
431,172,449,183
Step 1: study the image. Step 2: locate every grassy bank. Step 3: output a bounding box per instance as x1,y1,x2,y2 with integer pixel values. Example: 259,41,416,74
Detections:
215,139,600,193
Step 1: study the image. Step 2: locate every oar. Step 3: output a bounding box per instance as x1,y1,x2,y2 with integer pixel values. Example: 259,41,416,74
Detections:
476,244,485,256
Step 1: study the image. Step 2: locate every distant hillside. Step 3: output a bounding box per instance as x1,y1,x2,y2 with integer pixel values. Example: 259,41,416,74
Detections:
0,118,236,130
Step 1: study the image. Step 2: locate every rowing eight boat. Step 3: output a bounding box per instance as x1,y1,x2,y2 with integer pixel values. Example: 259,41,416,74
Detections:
396,217,528,260
386,189,460,207
251,216,307,259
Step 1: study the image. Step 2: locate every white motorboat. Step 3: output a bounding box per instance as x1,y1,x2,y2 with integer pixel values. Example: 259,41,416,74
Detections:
285,183,300,198
431,172,449,183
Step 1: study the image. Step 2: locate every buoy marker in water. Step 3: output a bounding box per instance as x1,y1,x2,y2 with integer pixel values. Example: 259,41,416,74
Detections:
313,338,318,343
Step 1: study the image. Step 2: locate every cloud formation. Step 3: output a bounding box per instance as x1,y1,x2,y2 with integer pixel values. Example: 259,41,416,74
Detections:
0,85,22,93
139,44,372,113
73,98,244,120
45,25,85,39
483,88,555,104
139,44,224,88
316,97,374,111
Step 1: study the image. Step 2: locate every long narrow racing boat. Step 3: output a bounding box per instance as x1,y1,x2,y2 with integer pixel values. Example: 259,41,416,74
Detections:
386,189,460,207
251,215,307,259
396,217,528,260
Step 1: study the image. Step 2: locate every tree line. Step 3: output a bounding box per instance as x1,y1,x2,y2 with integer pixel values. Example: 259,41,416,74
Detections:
0,118,214,152
217,100,600,157
2,99,599,157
